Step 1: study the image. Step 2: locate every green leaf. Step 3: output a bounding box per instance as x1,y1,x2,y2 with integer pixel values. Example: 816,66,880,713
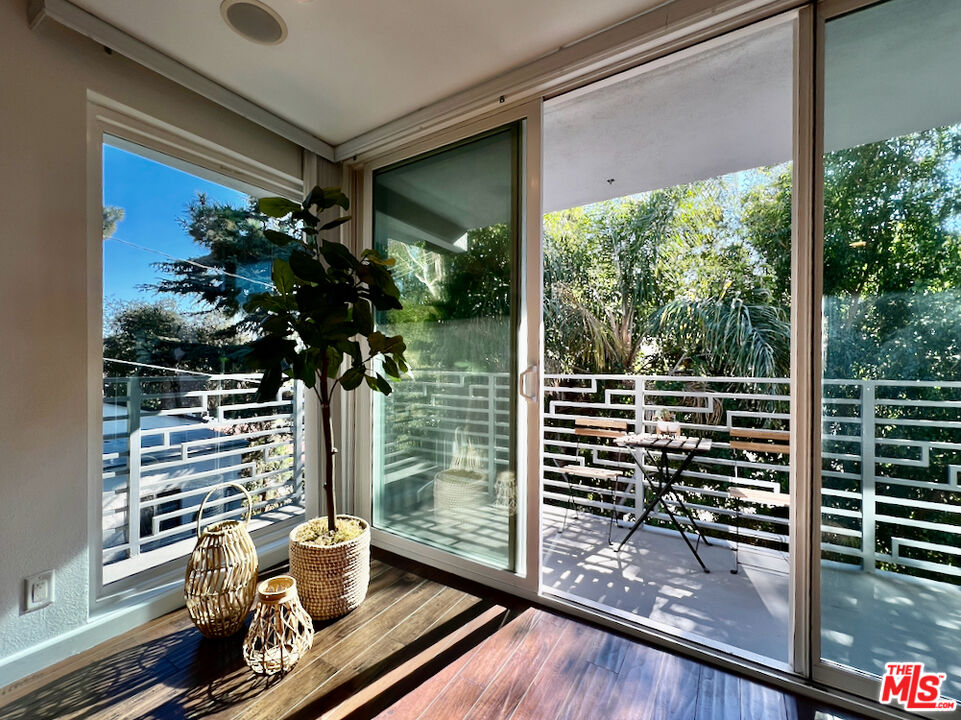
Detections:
320,216,352,232
367,331,387,354
289,250,328,284
261,315,290,335
291,352,317,386
264,229,299,246
339,365,365,391
364,373,392,396
245,292,291,314
323,187,350,211
320,240,359,271
271,258,296,295
259,197,301,218
382,356,399,378
361,248,396,267
304,186,350,212
326,347,344,376
254,365,285,402
375,373,393,395
353,299,373,335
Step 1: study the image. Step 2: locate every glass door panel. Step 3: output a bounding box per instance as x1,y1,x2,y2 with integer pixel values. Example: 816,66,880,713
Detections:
371,126,520,570
540,19,795,665
820,0,961,701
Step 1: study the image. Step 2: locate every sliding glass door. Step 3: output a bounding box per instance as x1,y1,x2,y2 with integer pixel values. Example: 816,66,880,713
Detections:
818,0,961,705
369,125,522,571
539,17,796,666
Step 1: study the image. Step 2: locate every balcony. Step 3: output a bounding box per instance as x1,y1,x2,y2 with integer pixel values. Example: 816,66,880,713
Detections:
100,371,306,585
378,370,961,691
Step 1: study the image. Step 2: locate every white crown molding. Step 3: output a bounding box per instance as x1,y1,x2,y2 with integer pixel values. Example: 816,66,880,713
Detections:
332,0,803,163
28,0,336,161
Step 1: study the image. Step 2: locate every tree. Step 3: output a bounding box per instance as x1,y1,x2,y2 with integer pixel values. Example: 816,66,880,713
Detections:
544,176,788,377
103,206,125,239
245,187,408,533
103,299,244,375
149,194,297,333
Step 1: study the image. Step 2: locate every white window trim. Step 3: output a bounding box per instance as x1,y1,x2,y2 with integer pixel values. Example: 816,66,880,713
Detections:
86,95,310,614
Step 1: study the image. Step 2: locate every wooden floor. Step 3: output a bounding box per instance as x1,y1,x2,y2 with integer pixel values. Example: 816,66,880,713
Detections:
0,552,866,720
379,608,864,720
0,555,507,720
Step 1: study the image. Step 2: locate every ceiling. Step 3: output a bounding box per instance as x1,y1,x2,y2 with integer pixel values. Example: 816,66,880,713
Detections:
71,0,664,148
543,19,794,213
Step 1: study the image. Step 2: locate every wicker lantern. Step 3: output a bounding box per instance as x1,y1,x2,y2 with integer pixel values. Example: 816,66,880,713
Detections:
243,575,314,675
184,482,258,638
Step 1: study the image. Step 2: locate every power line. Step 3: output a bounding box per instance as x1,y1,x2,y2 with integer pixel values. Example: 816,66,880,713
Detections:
104,236,275,290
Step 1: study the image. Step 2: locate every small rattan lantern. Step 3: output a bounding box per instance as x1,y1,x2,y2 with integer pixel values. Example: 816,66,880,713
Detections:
243,575,314,675
184,482,258,638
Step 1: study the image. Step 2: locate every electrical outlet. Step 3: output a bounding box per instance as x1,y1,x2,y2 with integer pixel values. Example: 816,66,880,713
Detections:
23,570,54,613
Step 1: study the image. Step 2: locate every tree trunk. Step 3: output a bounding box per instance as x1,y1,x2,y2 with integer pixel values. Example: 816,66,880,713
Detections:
320,401,337,532
318,360,337,533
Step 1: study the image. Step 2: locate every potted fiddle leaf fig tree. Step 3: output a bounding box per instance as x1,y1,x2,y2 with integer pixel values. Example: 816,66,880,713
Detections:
244,185,408,619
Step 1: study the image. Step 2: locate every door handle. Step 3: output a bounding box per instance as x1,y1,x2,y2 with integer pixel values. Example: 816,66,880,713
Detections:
520,364,539,401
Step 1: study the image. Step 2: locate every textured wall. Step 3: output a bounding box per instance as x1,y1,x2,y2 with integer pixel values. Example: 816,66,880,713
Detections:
0,0,303,679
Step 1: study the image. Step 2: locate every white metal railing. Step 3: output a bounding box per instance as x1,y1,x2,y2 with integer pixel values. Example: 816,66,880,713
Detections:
544,374,792,553
381,370,961,584
377,370,511,515
102,371,305,576
545,374,961,583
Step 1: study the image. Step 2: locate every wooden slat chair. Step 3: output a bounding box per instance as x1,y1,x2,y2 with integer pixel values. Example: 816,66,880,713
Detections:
728,427,791,574
554,417,629,544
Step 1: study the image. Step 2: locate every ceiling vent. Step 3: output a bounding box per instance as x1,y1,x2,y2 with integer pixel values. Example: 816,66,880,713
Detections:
220,0,287,45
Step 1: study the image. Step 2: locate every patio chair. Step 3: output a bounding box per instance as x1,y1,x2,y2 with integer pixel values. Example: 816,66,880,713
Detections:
554,417,629,544
728,427,790,574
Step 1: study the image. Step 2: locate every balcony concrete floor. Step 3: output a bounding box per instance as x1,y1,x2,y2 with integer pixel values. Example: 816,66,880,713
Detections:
541,504,792,664
541,505,961,701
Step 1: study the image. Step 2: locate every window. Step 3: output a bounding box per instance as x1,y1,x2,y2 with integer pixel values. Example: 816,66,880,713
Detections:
100,134,305,587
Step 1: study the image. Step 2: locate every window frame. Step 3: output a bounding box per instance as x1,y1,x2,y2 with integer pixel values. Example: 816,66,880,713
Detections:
87,96,310,610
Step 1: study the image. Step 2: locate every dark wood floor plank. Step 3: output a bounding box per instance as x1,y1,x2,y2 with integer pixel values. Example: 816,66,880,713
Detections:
740,677,787,720
374,645,482,720
462,612,568,720
413,609,544,719
602,640,665,719
187,566,420,720
1,558,876,720
236,577,447,720
508,621,597,720
287,585,483,717
694,665,741,720
588,627,631,674
650,652,701,720
557,660,619,720
321,606,507,720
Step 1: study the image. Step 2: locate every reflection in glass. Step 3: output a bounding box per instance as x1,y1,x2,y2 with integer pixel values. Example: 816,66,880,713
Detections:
821,0,961,699
371,127,519,569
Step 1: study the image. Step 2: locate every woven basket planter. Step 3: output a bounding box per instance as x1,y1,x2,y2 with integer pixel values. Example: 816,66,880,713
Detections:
243,575,314,676
288,515,370,620
434,469,487,524
184,482,258,638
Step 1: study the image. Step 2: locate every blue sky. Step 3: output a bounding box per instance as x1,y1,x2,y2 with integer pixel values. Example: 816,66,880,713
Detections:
102,142,250,316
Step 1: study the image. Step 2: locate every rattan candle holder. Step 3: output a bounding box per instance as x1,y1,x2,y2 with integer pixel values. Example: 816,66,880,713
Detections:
243,575,314,676
184,482,258,638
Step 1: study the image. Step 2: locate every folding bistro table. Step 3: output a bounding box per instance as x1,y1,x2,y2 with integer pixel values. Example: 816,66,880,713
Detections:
613,433,714,572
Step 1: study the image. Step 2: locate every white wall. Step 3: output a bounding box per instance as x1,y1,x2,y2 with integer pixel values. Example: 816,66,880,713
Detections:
0,0,305,683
